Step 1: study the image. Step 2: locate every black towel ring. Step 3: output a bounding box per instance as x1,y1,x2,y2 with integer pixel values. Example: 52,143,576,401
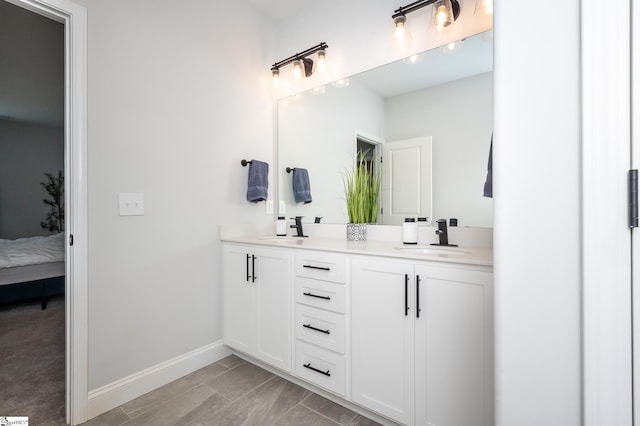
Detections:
241,159,253,167
286,167,296,174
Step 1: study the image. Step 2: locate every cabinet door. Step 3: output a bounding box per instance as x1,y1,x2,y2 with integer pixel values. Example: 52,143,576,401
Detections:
223,244,256,354
414,264,494,426
351,256,415,425
254,247,292,372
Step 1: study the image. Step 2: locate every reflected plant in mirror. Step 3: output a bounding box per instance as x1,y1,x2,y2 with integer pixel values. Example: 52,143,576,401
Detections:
278,30,493,228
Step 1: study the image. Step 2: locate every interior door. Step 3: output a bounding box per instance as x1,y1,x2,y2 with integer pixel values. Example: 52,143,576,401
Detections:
381,137,432,225
633,2,640,423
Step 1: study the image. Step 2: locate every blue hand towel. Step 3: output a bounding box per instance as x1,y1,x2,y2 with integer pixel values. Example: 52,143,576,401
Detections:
483,135,493,198
293,168,312,204
247,160,269,202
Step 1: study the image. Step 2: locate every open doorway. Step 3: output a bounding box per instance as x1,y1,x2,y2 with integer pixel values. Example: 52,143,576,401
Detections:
0,1,66,423
1,0,88,423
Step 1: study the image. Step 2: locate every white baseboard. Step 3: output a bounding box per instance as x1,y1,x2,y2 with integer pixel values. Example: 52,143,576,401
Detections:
87,340,231,420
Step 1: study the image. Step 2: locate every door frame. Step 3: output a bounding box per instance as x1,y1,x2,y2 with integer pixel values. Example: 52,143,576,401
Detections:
582,0,633,424
5,0,89,423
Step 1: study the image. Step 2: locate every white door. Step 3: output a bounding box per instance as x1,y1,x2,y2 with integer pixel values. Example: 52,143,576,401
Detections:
633,1,640,423
381,137,433,225
582,0,633,424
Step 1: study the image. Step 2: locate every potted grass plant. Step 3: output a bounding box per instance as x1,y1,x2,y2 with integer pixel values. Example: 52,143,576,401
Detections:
343,150,381,241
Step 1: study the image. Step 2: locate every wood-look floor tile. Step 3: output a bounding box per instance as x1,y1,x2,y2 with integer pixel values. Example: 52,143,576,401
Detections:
120,362,229,418
123,384,220,426
205,362,274,402
82,407,130,426
272,404,340,426
301,393,359,425
217,354,246,370
198,376,312,426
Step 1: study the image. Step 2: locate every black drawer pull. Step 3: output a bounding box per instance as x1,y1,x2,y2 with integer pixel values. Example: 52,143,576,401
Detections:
303,363,331,377
303,264,331,271
303,292,331,300
303,323,331,334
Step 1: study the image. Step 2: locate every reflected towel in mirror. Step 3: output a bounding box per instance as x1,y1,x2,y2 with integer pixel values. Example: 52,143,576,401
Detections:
293,168,312,204
247,160,269,202
483,135,493,198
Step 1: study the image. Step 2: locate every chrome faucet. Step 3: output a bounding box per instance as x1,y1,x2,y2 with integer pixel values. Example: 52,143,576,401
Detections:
290,216,308,237
431,219,458,247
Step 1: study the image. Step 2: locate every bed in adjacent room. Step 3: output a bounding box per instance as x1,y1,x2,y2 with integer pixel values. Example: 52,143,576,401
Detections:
0,233,65,309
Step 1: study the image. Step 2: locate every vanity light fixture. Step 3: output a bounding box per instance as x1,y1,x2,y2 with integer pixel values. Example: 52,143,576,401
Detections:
392,0,461,43
271,42,329,88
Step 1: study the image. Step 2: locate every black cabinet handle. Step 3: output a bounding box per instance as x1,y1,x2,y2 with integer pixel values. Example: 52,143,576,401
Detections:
251,255,257,283
416,275,421,318
303,362,331,377
303,292,331,300
246,254,251,282
303,323,331,334
405,274,409,316
303,264,331,271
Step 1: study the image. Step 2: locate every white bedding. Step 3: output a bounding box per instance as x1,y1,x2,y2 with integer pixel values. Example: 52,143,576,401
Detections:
0,233,65,269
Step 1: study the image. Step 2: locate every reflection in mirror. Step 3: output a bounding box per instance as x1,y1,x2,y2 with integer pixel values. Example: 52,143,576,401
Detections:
278,30,493,227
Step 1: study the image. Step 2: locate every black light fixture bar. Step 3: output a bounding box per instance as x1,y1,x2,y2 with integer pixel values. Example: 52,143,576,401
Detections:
392,0,460,19
270,42,328,72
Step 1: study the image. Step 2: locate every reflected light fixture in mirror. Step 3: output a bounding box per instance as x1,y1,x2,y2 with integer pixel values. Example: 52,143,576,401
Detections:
271,42,329,89
392,0,460,46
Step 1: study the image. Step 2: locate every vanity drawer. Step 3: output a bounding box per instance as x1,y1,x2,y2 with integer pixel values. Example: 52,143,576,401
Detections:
295,277,346,313
295,251,347,283
295,340,346,396
295,305,345,354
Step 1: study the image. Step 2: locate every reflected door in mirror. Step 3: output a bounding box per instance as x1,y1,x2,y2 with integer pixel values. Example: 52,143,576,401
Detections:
381,137,433,225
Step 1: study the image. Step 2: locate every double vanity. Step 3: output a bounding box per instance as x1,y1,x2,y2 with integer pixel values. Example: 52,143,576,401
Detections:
221,226,493,426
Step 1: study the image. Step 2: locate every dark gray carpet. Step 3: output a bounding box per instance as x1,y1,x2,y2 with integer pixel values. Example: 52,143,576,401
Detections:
0,295,66,425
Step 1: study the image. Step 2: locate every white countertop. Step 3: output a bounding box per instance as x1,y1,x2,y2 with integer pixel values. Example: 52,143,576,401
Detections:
221,235,493,267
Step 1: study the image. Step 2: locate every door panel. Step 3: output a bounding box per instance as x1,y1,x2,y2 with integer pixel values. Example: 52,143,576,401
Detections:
381,137,433,225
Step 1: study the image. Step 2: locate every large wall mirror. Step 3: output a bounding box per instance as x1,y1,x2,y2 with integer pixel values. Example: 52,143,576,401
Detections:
277,30,493,228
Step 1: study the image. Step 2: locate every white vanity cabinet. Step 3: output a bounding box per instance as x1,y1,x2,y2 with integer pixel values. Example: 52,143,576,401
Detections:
293,250,348,396
351,256,493,426
222,243,293,372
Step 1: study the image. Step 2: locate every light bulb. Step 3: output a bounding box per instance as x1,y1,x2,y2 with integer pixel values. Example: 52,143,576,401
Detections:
442,39,464,53
483,0,493,15
292,59,303,81
393,15,411,47
316,50,326,73
272,69,280,88
432,0,454,30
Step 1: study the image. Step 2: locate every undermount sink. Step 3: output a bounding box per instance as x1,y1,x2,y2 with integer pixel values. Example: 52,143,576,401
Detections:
394,246,471,255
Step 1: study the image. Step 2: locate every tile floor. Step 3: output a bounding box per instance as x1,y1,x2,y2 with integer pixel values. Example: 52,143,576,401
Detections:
83,355,382,426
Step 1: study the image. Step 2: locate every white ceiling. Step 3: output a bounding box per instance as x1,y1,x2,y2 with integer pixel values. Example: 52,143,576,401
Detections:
0,0,64,127
246,0,313,21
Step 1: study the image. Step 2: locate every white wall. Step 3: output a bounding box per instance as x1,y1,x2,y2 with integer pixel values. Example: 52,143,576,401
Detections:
494,1,581,425
73,0,276,390
0,120,64,238
385,72,493,227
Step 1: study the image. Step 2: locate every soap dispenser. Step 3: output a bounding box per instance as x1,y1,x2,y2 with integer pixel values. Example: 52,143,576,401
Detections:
402,218,418,245
276,216,287,236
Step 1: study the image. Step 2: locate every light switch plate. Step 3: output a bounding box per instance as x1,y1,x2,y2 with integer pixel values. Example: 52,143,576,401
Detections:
119,193,144,216
265,200,274,214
